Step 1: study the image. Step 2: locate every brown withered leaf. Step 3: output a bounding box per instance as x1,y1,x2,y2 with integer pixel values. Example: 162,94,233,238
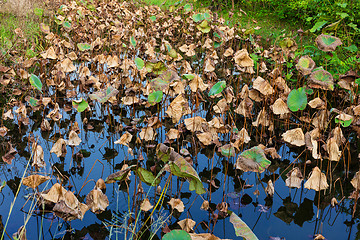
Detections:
327,137,341,161
271,98,290,115
304,166,329,191
253,76,274,96
41,183,67,204
23,175,50,189
233,49,253,67
178,218,196,232
60,58,76,72
308,97,325,109
114,131,132,146
32,143,45,168
68,130,82,146
285,167,303,188
86,188,109,214
139,126,156,141
12,225,26,240
140,198,153,212
166,128,179,140
351,171,360,190
41,46,57,59
189,75,208,92
282,128,305,147
184,116,207,132
50,138,67,158
168,198,185,212
0,126,8,137
265,180,274,197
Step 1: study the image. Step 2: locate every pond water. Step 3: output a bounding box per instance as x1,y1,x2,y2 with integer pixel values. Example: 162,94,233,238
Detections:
0,99,359,240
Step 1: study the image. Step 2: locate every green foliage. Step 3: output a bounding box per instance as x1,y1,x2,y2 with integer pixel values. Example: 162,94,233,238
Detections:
287,87,307,112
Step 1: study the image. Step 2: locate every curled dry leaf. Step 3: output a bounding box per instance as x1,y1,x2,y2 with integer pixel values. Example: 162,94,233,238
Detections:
0,126,8,137
2,142,17,164
285,167,303,188
265,180,274,197
327,137,341,161
96,178,106,192
40,119,52,131
189,75,208,92
32,143,45,168
12,225,26,240
60,58,76,72
165,94,191,123
201,200,209,211
139,126,156,141
304,166,329,191
41,183,67,204
23,175,50,189
184,116,207,132
115,131,132,146
140,198,153,212
282,128,305,147
308,98,325,109
233,49,254,67
86,188,109,214
168,198,185,212
197,132,213,146
253,76,274,96
50,138,67,158
271,98,290,115
46,103,62,121
351,171,360,190
41,46,57,59
68,130,82,146
178,218,196,232
166,128,179,140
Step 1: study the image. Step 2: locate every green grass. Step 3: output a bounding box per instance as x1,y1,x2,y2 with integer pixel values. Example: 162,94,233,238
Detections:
0,12,42,62
140,0,303,45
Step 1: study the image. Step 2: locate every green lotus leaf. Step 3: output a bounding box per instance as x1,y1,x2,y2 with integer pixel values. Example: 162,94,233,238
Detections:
183,3,192,12
89,85,119,103
287,87,307,112
150,69,179,91
130,36,137,47
145,61,167,75
105,165,133,183
63,21,71,29
163,230,191,240
230,212,259,240
149,16,156,21
192,13,204,23
77,43,91,51
235,146,271,173
296,56,315,75
28,97,38,107
135,57,145,70
182,74,195,80
197,20,211,33
309,69,334,90
29,74,42,92
208,81,226,96
148,91,163,105
72,99,88,112
156,144,206,194
135,167,160,186
315,34,342,52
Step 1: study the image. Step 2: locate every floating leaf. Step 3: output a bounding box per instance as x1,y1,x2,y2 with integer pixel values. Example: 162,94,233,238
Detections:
148,91,163,105
230,212,259,240
296,56,315,75
72,99,88,112
29,74,42,92
315,34,342,52
77,43,91,51
208,81,226,96
163,230,191,240
309,69,334,90
89,86,119,103
287,87,307,112
150,69,179,91
235,146,271,173
135,57,144,70
135,167,160,186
